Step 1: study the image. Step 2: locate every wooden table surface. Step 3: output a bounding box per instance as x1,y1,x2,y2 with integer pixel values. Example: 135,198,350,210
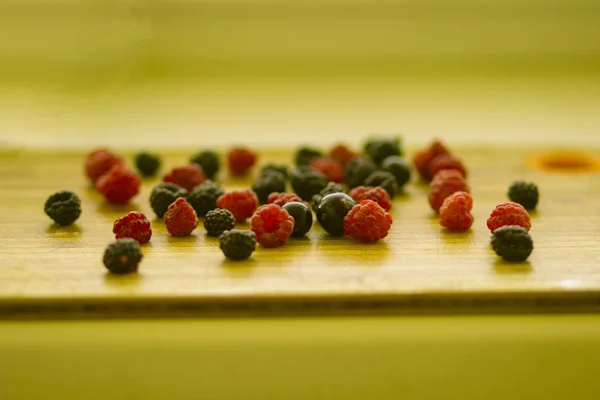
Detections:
1,147,599,318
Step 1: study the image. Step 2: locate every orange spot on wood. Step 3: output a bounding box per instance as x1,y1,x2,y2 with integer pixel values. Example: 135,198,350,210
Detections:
532,152,600,173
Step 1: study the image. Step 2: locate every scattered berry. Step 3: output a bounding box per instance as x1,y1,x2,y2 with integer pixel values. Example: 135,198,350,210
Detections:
364,137,402,164
381,156,412,189
487,202,531,233
439,192,474,230
290,166,328,201
219,230,257,260
217,190,259,223
134,152,161,177
204,208,236,237
252,171,287,204
103,238,143,274
85,148,122,182
349,186,392,211
250,204,295,248
268,192,303,207
428,169,470,212
413,139,450,181
343,200,393,243
310,157,343,183
311,182,344,210
149,182,187,218
508,181,539,211
491,225,534,262
329,143,358,168
295,146,323,166
96,164,141,205
343,157,377,188
44,190,82,226
227,146,257,175
282,202,313,237
260,163,288,179
316,193,356,236
428,154,467,179
164,197,199,236
163,164,206,192
113,211,152,244
187,181,224,217
190,150,220,180
364,170,398,197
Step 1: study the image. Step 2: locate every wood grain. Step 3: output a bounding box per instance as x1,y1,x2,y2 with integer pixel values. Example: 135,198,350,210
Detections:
0,147,599,318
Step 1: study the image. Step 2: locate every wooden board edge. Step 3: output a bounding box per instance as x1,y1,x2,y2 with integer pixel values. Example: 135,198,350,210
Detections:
3,291,600,320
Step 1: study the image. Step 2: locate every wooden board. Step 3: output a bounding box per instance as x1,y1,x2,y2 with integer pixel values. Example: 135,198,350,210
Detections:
1,147,599,318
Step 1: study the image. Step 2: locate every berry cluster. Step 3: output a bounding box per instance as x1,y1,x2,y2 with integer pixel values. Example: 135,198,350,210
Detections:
135,152,161,177
428,169,470,212
439,192,474,231
413,139,471,214
268,192,303,207
228,147,257,175
343,200,393,242
113,211,152,244
96,164,141,205
217,189,259,223
46,139,543,275
310,157,343,183
487,202,531,233
412,140,450,181
44,191,82,226
164,197,199,237
487,201,534,262
187,181,224,217
349,186,392,211
252,169,286,204
163,164,206,192
250,204,295,248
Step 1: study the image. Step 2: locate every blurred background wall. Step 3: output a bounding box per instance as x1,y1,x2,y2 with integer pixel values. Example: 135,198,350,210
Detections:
0,0,599,148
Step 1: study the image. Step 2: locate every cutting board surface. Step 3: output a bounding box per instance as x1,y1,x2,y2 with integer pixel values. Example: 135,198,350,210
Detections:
1,148,599,318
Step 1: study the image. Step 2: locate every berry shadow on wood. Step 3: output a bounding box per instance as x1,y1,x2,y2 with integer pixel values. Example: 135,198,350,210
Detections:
317,237,392,266
103,271,144,287
203,233,220,243
440,229,474,242
166,234,200,247
96,202,141,219
394,190,412,202
528,210,540,219
220,257,257,271
45,223,82,235
493,259,533,274
440,229,475,254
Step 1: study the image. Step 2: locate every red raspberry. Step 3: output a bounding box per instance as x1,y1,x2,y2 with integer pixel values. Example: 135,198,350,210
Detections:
227,147,257,175
250,204,295,248
439,192,474,230
343,200,393,243
164,197,198,236
217,189,259,223
113,211,152,244
413,140,451,181
487,202,531,233
310,157,343,183
85,148,123,182
428,169,470,212
329,143,359,168
348,186,392,211
267,192,303,207
96,164,141,204
428,154,467,178
163,164,206,192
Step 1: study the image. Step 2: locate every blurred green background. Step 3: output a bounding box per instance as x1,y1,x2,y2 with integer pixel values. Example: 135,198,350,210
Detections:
2,0,600,83
0,0,599,147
